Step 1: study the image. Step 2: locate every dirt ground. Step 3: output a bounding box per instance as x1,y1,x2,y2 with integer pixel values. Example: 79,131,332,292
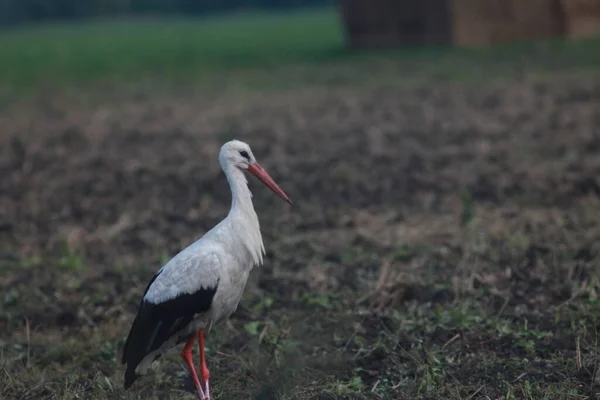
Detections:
1,75,600,399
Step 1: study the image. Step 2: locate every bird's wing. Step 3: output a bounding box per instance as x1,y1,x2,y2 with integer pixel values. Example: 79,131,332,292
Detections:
121,252,220,389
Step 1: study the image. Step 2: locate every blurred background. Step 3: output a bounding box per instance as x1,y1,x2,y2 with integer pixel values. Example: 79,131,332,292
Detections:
1,1,600,399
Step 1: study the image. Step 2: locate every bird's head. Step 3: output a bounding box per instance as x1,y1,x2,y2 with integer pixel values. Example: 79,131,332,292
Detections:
219,139,257,170
219,139,292,205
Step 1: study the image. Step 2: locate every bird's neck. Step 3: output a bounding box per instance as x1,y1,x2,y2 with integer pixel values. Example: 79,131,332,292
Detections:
226,166,255,213
224,166,265,266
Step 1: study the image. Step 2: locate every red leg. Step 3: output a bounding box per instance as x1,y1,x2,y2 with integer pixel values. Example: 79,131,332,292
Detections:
181,335,205,399
198,329,210,399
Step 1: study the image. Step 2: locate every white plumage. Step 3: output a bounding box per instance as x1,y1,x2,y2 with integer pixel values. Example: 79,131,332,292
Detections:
121,140,291,400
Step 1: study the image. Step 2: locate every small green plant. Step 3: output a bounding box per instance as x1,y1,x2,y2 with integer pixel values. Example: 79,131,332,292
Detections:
157,250,170,266
252,296,274,314
58,238,85,271
459,189,474,228
301,292,334,309
330,375,365,394
244,321,262,336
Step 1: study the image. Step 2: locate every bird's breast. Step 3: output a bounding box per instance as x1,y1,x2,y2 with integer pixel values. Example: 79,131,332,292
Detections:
210,265,251,324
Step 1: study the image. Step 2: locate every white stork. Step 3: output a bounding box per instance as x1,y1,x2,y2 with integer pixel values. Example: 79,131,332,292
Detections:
121,139,292,399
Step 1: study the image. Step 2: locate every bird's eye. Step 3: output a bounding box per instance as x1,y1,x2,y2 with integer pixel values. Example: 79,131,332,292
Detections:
239,151,250,160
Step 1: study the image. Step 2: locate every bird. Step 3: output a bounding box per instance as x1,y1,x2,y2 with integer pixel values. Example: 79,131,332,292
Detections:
121,139,292,400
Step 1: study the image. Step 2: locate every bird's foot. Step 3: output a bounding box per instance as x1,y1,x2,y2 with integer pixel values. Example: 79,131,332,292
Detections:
201,379,210,400
192,380,207,400
195,386,206,400
194,378,210,400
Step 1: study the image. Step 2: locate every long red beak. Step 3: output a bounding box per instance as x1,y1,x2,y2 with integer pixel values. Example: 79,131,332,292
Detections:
247,162,292,205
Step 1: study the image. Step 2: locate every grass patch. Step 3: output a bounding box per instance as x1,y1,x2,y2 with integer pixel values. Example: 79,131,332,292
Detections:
0,6,600,99
0,8,344,90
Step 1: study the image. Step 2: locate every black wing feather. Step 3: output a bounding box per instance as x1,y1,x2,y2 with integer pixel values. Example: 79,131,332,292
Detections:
121,269,162,365
122,271,218,389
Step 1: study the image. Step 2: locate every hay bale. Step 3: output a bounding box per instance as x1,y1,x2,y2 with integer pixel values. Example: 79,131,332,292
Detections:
506,0,563,41
451,0,562,46
338,0,452,49
450,0,502,46
338,0,592,49
561,0,600,38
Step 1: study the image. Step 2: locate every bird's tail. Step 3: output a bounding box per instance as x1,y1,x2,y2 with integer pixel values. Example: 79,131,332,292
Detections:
123,365,139,390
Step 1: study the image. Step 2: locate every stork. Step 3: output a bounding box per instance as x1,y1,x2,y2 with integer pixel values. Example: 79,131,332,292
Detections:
121,139,292,400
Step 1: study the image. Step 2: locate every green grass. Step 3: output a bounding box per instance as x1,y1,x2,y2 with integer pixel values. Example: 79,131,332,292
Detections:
0,8,344,89
1,6,600,98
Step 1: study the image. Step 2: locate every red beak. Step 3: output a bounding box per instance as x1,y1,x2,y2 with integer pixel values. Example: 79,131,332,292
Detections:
247,163,292,205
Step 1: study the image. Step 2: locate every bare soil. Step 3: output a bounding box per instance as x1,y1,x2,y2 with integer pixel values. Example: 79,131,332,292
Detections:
1,76,600,399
